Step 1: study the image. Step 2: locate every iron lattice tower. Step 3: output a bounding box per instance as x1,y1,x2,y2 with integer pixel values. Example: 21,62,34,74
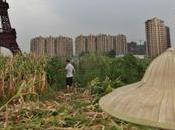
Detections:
0,0,21,54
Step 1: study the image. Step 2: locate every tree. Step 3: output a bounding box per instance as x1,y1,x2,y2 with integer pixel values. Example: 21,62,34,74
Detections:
107,50,116,58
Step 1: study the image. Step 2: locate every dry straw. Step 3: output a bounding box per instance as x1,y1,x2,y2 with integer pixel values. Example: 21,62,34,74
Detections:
0,54,47,99
100,48,175,130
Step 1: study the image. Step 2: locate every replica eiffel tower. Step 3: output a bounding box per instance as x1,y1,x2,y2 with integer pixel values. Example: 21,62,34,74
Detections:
0,0,20,54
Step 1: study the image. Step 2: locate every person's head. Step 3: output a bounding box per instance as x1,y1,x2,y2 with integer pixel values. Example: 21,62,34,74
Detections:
66,59,70,63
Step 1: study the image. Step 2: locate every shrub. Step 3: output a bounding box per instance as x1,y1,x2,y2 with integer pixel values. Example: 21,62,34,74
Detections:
45,56,66,90
75,54,111,88
89,77,124,97
109,54,150,84
75,54,150,89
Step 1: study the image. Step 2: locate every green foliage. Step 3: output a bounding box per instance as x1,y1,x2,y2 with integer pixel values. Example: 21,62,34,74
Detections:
75,54,112,88
75,53,150,90
89,77,124,97
109,54,150,84
106,50,116,58
45,56,65,90
44,53,150,93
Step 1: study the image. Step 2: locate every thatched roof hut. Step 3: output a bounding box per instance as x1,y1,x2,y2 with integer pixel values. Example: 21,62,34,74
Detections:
99,49,175,130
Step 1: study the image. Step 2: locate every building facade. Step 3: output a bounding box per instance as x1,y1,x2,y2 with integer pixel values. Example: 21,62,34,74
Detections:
75,34,127,56
166,26,171,48
114,34,127,55
86,34,96,53
145,17,171,58
75,35,86,56
30,36,73,57
96,34,106,53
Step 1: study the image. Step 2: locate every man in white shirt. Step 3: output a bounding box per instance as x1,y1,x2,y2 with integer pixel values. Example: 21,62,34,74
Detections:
65,59,75,92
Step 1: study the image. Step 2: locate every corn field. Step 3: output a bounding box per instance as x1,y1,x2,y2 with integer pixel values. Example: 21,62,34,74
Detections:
0,54,47,105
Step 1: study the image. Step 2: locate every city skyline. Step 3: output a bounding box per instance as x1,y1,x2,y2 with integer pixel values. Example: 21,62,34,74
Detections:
31,36,73,57
30,33,147,57
30,34,128,57
7,0,175,52
75,34,127,56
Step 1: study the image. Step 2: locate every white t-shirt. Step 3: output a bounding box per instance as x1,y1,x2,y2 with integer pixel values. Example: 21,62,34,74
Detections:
65,63,75,78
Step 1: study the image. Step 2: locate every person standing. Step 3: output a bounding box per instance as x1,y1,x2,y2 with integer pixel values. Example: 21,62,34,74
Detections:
65,59,75,92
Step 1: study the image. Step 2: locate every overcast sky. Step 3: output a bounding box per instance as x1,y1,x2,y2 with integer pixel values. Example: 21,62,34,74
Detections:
7,0,175,52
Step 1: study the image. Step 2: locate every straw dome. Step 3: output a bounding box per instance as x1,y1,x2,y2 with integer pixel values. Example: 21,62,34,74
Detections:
99,48,175,130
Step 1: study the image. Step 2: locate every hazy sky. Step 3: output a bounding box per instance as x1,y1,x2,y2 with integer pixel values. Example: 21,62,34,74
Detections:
7,0,175,52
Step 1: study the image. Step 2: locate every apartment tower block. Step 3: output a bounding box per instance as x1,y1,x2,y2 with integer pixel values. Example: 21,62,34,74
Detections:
75,34,127,56
31,36,73,57
145,17,171,58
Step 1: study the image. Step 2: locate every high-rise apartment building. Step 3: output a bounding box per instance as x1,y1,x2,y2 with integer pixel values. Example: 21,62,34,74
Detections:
30,36,73,57
86,34,96,53
145,17,171,58
96,34,113,53
45,37,55,57
106,35,114,52
113,34,127,55
75,35,87,56
96,34,105,53
30,37,46,56
75,34,127,56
